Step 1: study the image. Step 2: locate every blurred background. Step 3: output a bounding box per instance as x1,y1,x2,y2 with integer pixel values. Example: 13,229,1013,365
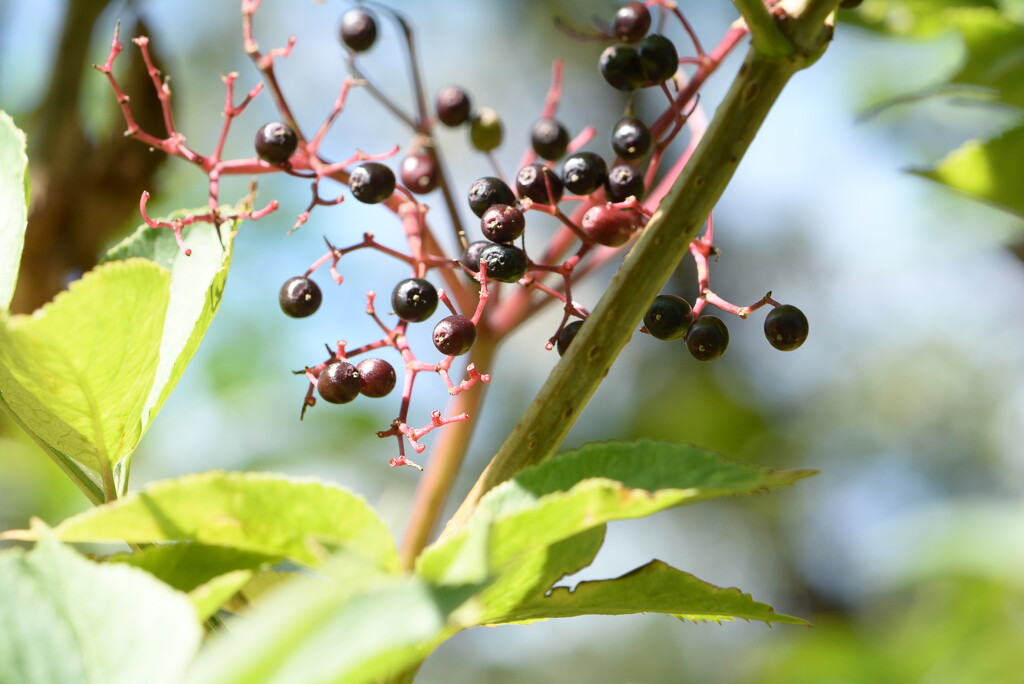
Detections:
2,0,1022,682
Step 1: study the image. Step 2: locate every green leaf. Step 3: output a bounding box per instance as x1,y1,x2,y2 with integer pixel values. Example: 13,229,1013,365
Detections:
19,471,400,572
101,215,236,438
419,440,814,623
0,530,201,684
492,559,808,626
946,8,1024,108
843,1,998,38
0,111,29,311
0,260,171,500
914,121,1024,218
108,542,275,593
185,571,477,684
188,570,257,622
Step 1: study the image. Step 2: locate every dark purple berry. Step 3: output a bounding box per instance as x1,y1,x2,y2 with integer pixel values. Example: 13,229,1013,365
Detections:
611,117,652,161
400,153,439,194
391,278,438,322
470,108,503,152
599,44,645,92
638,34,679,84
644,295,694,341
561,152,608,195
614,2,652,43
531,118,570,160
279,276,322,318
436,86,472,127
764,304,809,351
255,122,298,165
317,361,362,404
516,163,564,205
481,204,526,243
479,243,528,283
355,358,397,398
433,315,476,356
340,8,377,52
468,177,517,218
556,320,584,356
686,316,729,362
349,162,395,204
460,240,490,275
581,206,641,246
605,163,645,202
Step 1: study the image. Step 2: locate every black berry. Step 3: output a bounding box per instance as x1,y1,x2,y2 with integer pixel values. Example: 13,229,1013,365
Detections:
349,162,395,204
468,177,517,218
531,118,570,160
436,86,472,127
460,240,490,275
581,205,641,246
470,107,503,152
317,361,362,404
614,2,652,43
391,278,438,322
764,304,809,351
279,276,322,318
686,316,729,362
400,153,439,194
355,358,397,398
255,122,298,165
644,295,693,341
556,320,584,356
561,152,608,195
638,34,679,84
339,8,377,52
480,204,526,243
611,117,652,161
433,315,476,356
516,163,564,205
479,243,528,283
599,45,645,92
605,163,645,202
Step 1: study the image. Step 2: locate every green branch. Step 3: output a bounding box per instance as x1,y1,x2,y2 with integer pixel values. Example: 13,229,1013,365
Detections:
732,0,793,57
442,4,837,536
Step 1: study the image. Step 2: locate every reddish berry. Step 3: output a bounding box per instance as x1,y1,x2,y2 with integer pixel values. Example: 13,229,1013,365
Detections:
614,2,652,43
481,204,526,243
318,361,362,404
340,8,377,52
433,315,476,356
400,153,439,194
436,86,472,127
581,205,641,246
355,358,397,398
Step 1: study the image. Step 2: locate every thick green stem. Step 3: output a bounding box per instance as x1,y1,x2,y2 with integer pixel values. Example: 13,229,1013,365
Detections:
442,39,826,536
732,0,792,57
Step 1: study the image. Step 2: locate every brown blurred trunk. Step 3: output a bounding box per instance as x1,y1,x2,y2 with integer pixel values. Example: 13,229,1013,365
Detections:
10,1,168,313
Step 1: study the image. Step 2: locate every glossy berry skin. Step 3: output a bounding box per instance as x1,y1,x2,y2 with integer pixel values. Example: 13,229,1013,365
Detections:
470,107,503,152
481,204,526,243
433,315,476,356
460,240,490,275
317,361,362,404
581,206,640,246
644,295,694,341
468,177,517,218
279,276,322,318
531,118,570,160
340,8,377,52
614,2,652,43
391,278,438,322
686,316,729,362
599,45,645,92
254,122,298,165
400,153,439,194
516,163,564,205
556,320,584,356
561,152,608,195
436,86,472,127
605,164,645,202
349,162,395,204
355,358,397,398
611,117,652,161
638,34,679,84
479,243,528,283
764,304,809,351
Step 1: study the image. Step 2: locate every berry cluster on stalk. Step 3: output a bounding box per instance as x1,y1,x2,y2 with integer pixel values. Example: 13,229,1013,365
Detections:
98,0,807,469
